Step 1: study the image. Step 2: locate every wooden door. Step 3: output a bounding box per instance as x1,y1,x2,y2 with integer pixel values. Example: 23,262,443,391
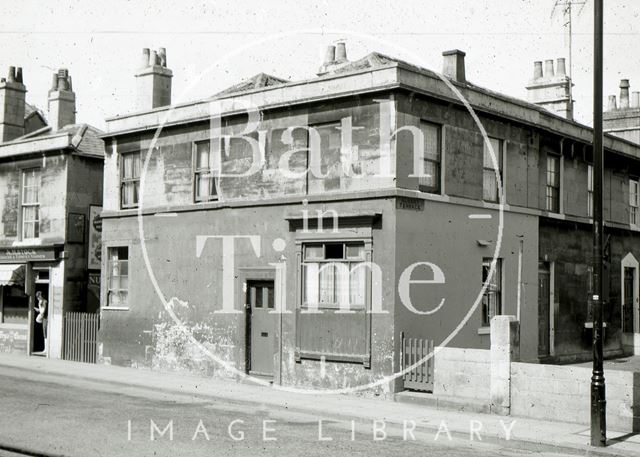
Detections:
247,280,276,377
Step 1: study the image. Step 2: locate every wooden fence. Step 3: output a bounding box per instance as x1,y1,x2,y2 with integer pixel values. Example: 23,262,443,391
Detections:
63,312,99,364
401,334,434,392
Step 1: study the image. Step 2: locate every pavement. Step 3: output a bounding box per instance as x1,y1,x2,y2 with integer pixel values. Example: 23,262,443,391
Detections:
0,353,639,457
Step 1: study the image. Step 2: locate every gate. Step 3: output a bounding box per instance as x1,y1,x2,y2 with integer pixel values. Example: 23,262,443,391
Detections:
401,333,434,392
63,312,99,363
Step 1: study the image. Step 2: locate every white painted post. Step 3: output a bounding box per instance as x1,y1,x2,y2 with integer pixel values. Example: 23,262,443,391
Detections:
490,315,519,415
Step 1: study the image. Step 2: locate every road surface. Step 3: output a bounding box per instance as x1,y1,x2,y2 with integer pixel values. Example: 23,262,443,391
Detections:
0,367,574,457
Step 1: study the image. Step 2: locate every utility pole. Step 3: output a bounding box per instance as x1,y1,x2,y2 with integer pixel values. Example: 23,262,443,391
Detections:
591,0,606,448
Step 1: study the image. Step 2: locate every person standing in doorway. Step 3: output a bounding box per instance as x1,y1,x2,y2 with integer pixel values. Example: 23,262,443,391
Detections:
34,291,48,353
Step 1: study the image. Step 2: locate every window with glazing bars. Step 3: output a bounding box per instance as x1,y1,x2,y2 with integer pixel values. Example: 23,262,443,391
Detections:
107,247,129,307
121,152,141,209
630,179,639,225
22,168,41,239
302,242,366,310
193,141,218,202
481,258,502,327
546,155,560,212
483,138,503,202
418,121,441,194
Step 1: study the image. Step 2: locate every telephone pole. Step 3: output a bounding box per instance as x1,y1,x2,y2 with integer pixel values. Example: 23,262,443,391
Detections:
591,0,606,447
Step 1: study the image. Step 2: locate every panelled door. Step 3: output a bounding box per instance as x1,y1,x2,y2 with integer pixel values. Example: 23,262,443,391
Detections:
246,280,276,377
538,263,551,357
623,267,635,333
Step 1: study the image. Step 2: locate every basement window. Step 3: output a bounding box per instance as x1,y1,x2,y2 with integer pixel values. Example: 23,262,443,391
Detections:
121,152,141,209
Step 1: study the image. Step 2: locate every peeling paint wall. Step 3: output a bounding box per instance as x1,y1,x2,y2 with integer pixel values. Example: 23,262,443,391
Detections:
0,154,67,245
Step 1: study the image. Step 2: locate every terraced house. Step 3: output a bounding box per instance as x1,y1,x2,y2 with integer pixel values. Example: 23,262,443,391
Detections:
0,67,104,359
98,44,640,393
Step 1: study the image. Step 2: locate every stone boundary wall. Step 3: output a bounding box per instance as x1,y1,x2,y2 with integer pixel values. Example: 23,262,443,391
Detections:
431,316,640,432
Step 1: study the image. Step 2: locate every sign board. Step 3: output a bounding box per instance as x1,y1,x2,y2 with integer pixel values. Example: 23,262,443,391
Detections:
0,248,56,263
88,206,102,270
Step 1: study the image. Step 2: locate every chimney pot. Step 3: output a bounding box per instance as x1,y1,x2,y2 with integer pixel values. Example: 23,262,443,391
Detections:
15,67,23,84
141,48,150,68
544,59,555,78
149,50,158,66
620,79,630,109
158,47,167,67
7,66,15,83
556,58,566,77
323,45,336,65
607,95,618,111
632,91,640,109
335,42,347,63
533,61,543,79
442,49,466,83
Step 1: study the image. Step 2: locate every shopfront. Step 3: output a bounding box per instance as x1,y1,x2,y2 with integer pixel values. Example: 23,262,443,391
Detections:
0,246,63,357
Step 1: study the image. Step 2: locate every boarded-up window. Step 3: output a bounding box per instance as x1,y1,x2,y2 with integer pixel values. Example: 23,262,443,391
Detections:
297,241,370,364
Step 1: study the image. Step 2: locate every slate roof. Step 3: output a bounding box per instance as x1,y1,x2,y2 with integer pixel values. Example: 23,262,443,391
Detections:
213,72,290,97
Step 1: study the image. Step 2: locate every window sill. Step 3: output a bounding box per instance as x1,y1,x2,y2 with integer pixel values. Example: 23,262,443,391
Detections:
477,327,491,335
101,306,130,311
12,238,42,247
0,322,28,329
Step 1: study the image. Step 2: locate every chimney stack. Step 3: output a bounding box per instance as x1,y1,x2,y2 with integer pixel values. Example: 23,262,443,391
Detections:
526,57,573,120
317,42,351,76
135,47,172,111
619,79,630,109
48,68,76,131
442,49,466,83
0,66,26,142
604,79,640,145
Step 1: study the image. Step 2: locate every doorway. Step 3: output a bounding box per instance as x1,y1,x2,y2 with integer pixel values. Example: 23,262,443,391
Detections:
32,270,50,354
245,280,276,377
538,262,552,357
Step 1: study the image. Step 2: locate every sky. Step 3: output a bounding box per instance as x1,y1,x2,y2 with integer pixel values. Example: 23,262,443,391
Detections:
0,0,638,130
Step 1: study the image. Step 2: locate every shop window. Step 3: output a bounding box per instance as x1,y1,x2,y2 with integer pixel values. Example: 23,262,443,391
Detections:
107,247,128,307
1,286,29,324
302,242,366,309
481,258,502,327
418,121,442,194
296,240,371,364
121,152,141,209
483,138,503,202
22,168,41,239
193,140,218,202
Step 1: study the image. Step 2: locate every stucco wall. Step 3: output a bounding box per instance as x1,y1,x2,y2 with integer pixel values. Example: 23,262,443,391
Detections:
99,197,398,393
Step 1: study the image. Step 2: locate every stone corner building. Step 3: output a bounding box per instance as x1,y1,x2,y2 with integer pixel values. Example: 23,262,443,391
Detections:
0,67,104,358
98,45,640,393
